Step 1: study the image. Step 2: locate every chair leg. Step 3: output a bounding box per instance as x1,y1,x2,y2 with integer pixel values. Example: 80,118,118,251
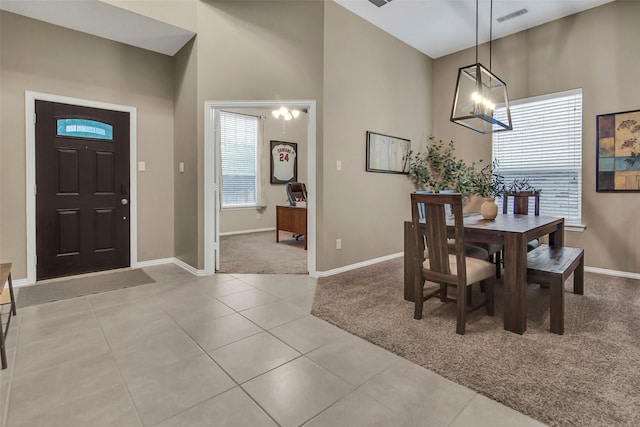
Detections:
495,250,502,279
485,279,494,316
0,326,6,369
8,272,16,316
439,283,447,303
414,274,424,320
456,285,467,335
549,276,564,335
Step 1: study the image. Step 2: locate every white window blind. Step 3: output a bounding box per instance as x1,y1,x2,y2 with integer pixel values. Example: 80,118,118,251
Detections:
220,111,260,208
493,89,582,225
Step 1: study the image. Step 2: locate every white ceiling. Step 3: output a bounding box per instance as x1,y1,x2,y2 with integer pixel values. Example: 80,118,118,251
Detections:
0,0,614,58
0,0,195,56
333,0,615,58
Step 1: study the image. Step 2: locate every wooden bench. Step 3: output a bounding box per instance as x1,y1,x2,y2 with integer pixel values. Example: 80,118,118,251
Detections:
527,245,584,335
1,262,17,369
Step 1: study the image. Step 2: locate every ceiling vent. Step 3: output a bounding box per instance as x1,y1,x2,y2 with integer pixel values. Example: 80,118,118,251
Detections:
496,8,528,23
368,0,393,8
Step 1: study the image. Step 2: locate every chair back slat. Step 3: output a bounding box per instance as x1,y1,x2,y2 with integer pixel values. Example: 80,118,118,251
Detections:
502,191,540,215
423,203,449,274
410,193,467,286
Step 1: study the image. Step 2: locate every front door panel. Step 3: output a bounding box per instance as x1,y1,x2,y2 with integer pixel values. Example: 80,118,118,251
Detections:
35,101,130,280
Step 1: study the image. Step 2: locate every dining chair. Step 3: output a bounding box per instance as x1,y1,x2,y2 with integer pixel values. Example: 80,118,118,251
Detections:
503,190,541,251
503,190,540,216
480,191,541,277
410,192,494,335
416,191,489,262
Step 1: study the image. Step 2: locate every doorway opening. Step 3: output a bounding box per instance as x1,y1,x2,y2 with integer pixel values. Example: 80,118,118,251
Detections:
204,100,317,277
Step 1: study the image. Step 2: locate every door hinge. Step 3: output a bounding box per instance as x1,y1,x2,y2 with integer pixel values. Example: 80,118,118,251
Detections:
34,184,37,195
33,113,37,124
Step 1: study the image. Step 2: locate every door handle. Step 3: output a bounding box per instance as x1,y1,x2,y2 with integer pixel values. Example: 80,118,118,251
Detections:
121,199,128,205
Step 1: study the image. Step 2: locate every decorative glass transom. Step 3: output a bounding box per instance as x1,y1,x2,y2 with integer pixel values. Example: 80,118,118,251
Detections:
57,119,113,140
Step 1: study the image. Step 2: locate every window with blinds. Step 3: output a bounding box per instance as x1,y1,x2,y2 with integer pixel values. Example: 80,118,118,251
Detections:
220,111,260,208
493,89,583,225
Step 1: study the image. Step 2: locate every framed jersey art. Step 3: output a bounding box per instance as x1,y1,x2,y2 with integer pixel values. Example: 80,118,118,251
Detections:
270,140,298,184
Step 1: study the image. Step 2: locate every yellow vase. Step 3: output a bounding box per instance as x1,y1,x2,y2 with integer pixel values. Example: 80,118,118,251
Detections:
481,197,498,220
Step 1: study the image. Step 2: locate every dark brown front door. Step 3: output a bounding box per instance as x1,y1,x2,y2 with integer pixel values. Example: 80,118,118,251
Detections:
35,101,130,280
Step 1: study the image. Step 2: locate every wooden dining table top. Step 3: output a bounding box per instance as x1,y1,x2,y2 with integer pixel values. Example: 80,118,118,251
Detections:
444,213,565,244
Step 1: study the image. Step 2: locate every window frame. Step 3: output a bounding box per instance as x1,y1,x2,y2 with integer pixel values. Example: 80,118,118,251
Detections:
219,111,261,210
492,88,584,230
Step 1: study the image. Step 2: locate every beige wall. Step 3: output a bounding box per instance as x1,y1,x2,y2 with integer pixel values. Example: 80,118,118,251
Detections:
219,108,309,234
182,0,325,268
321,1,433,270
174,39,199,267
432,1,640,274
0,11,176,278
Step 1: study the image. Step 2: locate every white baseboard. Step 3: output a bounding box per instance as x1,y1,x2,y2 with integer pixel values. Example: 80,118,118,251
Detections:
135,258,174,268
12,278,31,288
170,258,209,276
9,256,638,287
137,257,209,276
314,252,404,278
315,254,640,281
584,266,640,280
220,227,276,236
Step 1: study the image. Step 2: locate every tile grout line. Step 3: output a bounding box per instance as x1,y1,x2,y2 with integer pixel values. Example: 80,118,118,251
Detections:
157,289,286,427
185,277,329,426
87,295,145,427
444,392,481,427
1,309,22,427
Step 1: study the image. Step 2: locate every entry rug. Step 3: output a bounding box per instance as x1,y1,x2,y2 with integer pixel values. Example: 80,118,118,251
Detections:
17,269,156,309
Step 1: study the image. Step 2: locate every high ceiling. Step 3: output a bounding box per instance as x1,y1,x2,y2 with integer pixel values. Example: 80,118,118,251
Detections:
333,0,615,58
0,0,195,56
0,0,615,58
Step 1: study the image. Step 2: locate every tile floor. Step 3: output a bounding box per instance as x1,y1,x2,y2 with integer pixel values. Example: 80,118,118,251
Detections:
0,264,545,427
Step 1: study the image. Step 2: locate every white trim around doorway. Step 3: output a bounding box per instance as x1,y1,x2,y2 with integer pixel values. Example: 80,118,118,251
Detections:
25,91,138,285
204,100,317,277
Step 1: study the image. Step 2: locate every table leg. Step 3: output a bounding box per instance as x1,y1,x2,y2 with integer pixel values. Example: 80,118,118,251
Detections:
548,218,565,248
404,221,416,302
503,233,528,334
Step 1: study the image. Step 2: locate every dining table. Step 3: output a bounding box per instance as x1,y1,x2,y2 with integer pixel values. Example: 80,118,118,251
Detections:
404,213,565,334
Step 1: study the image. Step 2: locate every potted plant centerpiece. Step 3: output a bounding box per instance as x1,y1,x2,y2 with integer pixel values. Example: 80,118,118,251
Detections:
471,161,505,220
409,136,475,197
505,177,539,195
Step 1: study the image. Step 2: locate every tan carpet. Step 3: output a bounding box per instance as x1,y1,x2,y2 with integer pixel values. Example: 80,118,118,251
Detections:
218,230,307,274
311,257,640,426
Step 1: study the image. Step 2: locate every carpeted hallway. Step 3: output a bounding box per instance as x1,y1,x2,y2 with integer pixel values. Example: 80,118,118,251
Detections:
218,230,307,275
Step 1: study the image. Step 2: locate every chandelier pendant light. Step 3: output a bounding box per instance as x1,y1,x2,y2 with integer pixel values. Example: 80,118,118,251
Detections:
272,107,301,134
450,0,512,133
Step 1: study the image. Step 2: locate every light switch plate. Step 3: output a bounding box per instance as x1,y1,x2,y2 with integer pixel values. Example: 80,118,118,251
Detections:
138,161,146,172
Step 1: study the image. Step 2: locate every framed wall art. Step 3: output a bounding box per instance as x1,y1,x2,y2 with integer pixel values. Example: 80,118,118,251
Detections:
366,131,411,174
596,109,640,192
270,140,297,184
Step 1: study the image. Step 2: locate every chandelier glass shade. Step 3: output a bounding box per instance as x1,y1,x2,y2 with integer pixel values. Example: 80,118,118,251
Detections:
272,107,300,121
450,0,512,134
451,63,512,133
